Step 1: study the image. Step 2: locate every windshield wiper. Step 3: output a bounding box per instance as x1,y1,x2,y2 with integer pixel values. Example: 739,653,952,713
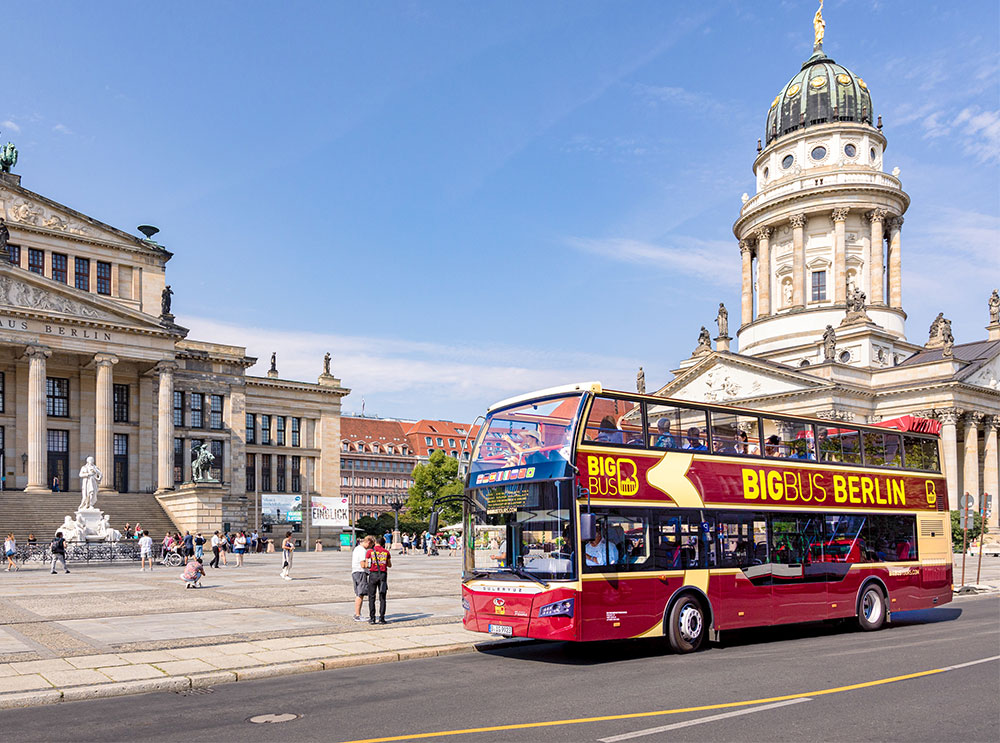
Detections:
511,566,548,588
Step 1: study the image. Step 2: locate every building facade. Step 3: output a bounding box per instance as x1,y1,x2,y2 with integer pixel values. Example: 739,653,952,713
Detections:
0,168,349,533
340,417,415,519
654,12,999,529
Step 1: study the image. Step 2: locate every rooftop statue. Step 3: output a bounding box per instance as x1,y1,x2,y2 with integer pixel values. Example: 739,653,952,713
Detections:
323,352,331,376
636,366,645,394
813,0,825,49
716,303,729,337
161,285,173,316
0,218,8,251
989,289,999,325
0,140,17,174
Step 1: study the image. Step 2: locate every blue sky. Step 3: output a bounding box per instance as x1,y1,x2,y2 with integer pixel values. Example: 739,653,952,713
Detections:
3,1,997,421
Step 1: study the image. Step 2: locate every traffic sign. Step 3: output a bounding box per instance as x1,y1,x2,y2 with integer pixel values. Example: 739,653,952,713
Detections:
959,493,975,510
982,494,993,518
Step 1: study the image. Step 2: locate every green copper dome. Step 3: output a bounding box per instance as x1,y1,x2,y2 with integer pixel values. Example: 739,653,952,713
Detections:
765,46,873,145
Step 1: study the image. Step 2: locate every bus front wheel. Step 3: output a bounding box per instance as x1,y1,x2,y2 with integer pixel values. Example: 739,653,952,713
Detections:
857,585,886,631
667,595,706,653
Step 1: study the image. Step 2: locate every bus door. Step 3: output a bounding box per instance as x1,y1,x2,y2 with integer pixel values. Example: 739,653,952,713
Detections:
713,511,772,629
580,510,663,640
769,513,829,623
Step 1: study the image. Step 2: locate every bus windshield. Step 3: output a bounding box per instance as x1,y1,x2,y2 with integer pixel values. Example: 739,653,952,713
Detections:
467,481,576,582
469,394,584,486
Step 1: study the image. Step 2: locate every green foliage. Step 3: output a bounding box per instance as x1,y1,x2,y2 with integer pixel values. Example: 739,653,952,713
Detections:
406,450,464,523
950,509,987,552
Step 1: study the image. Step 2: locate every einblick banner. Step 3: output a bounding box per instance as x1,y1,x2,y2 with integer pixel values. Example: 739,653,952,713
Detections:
311,496,350,527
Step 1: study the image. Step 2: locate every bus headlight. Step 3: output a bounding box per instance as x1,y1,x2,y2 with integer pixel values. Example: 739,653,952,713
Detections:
538,598,574,618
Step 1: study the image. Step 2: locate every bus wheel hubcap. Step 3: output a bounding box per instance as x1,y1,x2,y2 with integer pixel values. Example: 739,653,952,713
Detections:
863,591,881,621
678,604,702,642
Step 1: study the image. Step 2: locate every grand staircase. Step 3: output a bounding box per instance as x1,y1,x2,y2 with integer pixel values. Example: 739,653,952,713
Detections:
0,493,180,542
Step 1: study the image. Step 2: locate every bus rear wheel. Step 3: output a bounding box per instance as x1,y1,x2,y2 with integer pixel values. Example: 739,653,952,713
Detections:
667,595,705,653
857,585,886,631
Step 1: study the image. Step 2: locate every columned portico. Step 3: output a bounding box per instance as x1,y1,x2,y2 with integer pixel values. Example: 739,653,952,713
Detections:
963,412,982,505
868,208,887,305
887,216,903,309
156,361,177,493
94,353,118,493
832,208,849,304
790,214,806,309
756,227,772,318
24,345,51,493
937,408,961,507
740,240,752,327
984,417,999,530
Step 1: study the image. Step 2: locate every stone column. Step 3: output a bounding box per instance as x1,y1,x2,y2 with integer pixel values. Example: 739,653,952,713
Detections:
94,353,118,493
790,214,806,308
755,227,772,318
832,208,849,304
963,412,983,504
740,240,753,327
868,208,887,305
983,417,999,531
937,408,961,509
24,345,51,493
887,216,904,308
156,361,177,493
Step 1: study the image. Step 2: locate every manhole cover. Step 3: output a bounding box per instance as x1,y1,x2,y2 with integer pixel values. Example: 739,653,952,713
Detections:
248,713,300,724
175,687,214,696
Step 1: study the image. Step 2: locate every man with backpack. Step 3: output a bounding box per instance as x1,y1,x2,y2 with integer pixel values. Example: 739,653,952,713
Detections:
50,532,70,574
365,536,392,625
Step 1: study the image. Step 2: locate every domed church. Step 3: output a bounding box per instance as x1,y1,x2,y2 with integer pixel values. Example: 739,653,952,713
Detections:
653,5,1000,525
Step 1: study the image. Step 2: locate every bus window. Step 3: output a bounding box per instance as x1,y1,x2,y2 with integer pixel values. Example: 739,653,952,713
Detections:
709,411,762,456
717,511,768,567
583,397,644,448
824,515,866,563
866,515,918,561
654,510,712,569
606,512,651,571
863,431,901,467
770,513,824,565
903,435,940,472
647,404,708,452
882,432,903,467
761,418,816,460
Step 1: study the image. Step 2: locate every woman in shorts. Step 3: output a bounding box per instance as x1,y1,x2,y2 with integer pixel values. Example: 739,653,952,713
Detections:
233,531,247,567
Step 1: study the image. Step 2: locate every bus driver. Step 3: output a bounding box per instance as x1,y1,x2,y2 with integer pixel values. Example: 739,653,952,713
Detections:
585,524,618,567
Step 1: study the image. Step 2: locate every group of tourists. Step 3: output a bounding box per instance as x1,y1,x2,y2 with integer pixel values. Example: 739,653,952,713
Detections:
351,535,392,624
396,531,458,556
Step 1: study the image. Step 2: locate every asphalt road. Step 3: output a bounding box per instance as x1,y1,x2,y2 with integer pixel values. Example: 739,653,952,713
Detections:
2,595,997,743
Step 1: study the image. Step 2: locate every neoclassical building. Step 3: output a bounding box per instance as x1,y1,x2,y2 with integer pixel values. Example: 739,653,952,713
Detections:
655,13,999,529
0,165,349,534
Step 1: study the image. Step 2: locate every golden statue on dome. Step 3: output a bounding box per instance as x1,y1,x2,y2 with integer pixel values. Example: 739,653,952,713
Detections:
813,0,826,49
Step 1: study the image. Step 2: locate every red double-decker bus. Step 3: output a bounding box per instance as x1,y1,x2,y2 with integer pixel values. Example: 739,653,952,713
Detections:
459,382,951,652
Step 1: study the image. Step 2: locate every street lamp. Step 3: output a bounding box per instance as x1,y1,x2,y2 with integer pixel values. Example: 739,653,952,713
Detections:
389,494,405,553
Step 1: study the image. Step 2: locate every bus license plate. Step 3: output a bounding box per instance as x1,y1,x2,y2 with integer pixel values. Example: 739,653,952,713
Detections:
488,624,513,637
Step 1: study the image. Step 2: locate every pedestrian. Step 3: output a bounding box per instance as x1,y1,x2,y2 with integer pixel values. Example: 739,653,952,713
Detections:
314,539,323,552
134,521,142,539
351,535,374,622
161,532,172,562
449,533,458,557
280,532,294,580
4,533,17,572
250,530,259,553
219,533,229,566
52,476,60,492
423,531,429,556
138,530,154,571
234,531,247,567
384,530,392,548
26,533,37,560
401,532,409,554
183,531,194,563
50,532,69,574
181,557,205,588
209,531,221,569
194,532,205,561
124,522,132,539
365,536,391,624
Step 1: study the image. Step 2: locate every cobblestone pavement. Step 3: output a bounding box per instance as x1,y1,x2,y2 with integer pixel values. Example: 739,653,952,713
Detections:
0,549,994,708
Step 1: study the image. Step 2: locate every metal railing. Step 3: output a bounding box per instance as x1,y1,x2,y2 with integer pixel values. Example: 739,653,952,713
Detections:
14,541,151,564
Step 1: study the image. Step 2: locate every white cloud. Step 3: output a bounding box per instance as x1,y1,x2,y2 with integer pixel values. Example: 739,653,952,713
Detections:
631,83,726,115
175,315,639,421
1,120,20,134
52,123,73,135
565,236,740,287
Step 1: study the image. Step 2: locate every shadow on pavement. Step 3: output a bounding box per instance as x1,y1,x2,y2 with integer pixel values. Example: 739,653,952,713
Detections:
476,606,964,665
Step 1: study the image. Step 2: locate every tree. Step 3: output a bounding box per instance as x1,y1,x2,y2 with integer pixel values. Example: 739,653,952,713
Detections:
950,510,987,552
406,450,464,524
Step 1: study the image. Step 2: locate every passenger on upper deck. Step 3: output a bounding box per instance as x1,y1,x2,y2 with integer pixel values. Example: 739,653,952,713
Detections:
683,427,707,452
765,435,783,457
596,416,624,444
653,418,678,449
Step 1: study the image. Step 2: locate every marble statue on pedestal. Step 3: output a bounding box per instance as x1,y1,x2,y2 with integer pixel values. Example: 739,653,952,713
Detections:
78,457,101,510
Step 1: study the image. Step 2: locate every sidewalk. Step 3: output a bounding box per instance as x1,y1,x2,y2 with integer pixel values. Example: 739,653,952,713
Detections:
0,549,502,709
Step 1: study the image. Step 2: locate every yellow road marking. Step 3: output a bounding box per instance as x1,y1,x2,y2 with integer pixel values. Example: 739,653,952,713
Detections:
338,661,995,743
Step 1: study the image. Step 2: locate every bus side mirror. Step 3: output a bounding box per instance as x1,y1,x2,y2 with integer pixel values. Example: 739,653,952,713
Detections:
428,511,439,535
580,513,596,542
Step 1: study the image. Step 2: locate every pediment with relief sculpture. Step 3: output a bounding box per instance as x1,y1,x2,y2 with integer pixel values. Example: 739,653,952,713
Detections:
0,183,165,254
657,353,825,404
